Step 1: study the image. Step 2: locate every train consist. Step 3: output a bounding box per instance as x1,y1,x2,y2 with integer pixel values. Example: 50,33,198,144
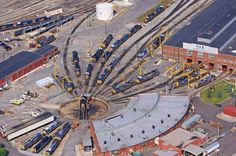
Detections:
14,15,74,37
45,122,71,155
95,24,142,85
0,16,51,32
21,121,71,155
29,35,56,48
83,33,114,80
144,5,165,23
111,69,160,94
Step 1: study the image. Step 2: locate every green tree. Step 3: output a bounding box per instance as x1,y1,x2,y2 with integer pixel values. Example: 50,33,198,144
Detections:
217,91,223,99
207,89,212,98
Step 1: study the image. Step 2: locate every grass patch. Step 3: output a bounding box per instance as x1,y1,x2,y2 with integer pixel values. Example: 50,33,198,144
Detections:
137,0,174,23
0,148,8,156
200,80,236,104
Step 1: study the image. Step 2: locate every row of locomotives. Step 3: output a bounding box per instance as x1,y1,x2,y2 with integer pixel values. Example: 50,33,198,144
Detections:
99,33,113,49
45,122,71,155
174,64,209,88
97,57,120,85
79,95,89,120
102,24,142,63
0,16,52,32
85,63,94,81
144,5,165,23
53,64,75,93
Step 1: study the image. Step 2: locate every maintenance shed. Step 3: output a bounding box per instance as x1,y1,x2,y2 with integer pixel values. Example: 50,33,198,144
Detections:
162,0,236,72
5,112,54,140
0,45,59,88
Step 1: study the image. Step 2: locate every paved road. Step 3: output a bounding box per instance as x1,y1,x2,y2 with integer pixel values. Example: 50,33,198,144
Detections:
193,97,236,156
0,137,25,156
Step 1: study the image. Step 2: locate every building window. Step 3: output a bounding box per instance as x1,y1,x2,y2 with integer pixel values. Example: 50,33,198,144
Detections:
187,50,192,57
197,51,203,58
209,53,214,59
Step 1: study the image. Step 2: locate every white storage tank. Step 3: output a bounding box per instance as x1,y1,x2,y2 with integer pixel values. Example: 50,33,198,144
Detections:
96,3,113,21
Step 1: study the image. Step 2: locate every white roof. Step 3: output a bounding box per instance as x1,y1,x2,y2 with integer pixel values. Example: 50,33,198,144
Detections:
183,144,206,155
153,150,178,156
92,93,190,152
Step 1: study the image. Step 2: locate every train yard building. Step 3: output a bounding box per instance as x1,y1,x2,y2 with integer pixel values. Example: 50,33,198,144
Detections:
92,93,190,154
5,112,54,140
162,0,236,72
0,45,59,89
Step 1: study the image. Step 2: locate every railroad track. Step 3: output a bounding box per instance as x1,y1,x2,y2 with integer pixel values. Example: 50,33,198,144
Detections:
92,0,189,97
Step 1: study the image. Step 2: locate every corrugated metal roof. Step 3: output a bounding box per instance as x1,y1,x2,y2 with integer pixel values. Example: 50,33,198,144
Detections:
6,112,54,135
93,94,190,152
34,44,56,56
165,0,236,55
0,45,57,80
0,51,40,79
183,144,206,155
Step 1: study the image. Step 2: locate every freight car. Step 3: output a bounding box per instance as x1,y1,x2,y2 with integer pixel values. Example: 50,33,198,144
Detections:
21,133,43,150
135,69,160,84
45,139,60,155
72,51,79,64
100,34,113,49
55,122,71,140
91,48,104,62
43,120,61,134
85,64,94,80
14,15,73,37
0,16,51,32
32,135,53,153
144,5,165,23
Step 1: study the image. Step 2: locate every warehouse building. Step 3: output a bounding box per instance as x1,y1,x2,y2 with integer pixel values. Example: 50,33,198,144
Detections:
156,128,207,155
5,112,54,140
162,0,236,72
0,45,59,89
92,93,190,155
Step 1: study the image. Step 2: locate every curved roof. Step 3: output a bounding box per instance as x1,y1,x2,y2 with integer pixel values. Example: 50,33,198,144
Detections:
92,93,190,152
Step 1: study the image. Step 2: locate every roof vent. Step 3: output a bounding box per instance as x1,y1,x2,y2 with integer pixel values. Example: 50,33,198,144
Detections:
104,141,107,144
168,114,171,118
161,120,164,124
152,125,155,129
117,138,121,142
142,130,145,134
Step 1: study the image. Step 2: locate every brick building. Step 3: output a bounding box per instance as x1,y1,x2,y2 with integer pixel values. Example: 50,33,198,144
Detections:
162,0,236,72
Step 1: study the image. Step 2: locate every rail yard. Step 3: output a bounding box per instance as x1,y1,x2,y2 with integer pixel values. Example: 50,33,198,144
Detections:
0,0,236,156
